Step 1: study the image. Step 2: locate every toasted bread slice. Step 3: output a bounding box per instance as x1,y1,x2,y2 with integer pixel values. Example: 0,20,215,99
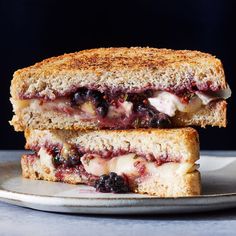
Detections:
11,47,226,100
25,128,199,163
22,128,201,197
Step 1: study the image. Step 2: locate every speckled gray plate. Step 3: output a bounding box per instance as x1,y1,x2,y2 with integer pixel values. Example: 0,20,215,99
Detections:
1,155,236,214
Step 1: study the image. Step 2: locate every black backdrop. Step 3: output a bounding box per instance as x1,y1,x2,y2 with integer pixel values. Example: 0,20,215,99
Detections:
0,0,235,149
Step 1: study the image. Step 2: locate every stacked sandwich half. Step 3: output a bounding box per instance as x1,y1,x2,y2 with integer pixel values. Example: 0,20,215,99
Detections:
10,47,231,197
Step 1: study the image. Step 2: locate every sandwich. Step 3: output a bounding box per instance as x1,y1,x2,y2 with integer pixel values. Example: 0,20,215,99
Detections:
22,128,201,197
10,47,231,131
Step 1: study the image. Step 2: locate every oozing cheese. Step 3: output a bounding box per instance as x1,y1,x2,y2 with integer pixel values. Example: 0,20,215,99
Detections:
196,86,231,105
38,147,55,172
148,92,202,117
148,86,231,117
108,101,133,118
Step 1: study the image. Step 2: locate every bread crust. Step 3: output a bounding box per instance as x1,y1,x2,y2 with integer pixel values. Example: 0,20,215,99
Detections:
11,47,226,100
136,170,201,196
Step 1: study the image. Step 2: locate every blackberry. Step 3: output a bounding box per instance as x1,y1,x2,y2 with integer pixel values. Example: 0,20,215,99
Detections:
94,172,130,193
149,116,171,128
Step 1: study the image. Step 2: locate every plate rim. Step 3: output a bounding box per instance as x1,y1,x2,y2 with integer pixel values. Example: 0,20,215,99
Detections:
1,155,236,213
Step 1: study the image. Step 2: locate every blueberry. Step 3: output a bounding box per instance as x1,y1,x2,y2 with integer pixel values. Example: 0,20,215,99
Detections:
70,156,81,166
147,109,157,117
65,156,81,167
143,89,154,97
149,118,158,127
149,117,171,128
126,93,139,103
135,104,147,113
51,146,60,157
96,101,109,117
71,88,88,106
77,150,85,157
157,118,171,128
135,104,157,118
52,155,64,168
87,90,103,104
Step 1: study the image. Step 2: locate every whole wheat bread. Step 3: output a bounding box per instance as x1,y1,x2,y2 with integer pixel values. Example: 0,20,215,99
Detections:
11,47,226,100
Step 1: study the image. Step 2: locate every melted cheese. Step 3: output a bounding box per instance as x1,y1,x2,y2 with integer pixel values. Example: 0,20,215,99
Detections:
107,101,133,118
196,86,231,105
38,148,55,172
81,153,197,177
148,86,231,117
35,148,197,179
148,92,202,117
22,86,231,118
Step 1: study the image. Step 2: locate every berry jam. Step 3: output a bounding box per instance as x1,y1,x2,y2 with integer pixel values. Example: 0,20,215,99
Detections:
48,146,83,169
70,88,171,128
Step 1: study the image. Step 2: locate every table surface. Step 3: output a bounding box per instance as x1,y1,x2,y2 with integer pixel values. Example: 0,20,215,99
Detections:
1,150,236,236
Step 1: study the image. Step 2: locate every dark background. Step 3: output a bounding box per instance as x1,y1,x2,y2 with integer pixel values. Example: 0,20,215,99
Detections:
0,0,235,150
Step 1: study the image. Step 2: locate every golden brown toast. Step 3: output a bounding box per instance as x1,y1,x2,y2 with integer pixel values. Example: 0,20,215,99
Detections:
11,47,226,100
25,127,199,163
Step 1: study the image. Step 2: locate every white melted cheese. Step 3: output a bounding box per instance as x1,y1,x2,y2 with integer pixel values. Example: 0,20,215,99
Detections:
28,99,70,113
25,86,231,119
81,153,197,177
107,101,133,118
38,148,55,172
148,92,202,117
148,86,231,117
196,86,231,105
35,149,197,179
28,99,133,118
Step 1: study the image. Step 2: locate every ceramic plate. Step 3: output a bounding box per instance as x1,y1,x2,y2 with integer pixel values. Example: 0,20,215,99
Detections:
1,154,236,214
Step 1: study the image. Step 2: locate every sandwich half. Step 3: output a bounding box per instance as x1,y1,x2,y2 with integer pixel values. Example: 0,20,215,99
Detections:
10,47,230,131
22,128,201,197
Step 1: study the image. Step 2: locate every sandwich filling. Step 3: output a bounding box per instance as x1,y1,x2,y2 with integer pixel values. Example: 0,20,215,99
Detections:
15,87,231,129
25,143,198,193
